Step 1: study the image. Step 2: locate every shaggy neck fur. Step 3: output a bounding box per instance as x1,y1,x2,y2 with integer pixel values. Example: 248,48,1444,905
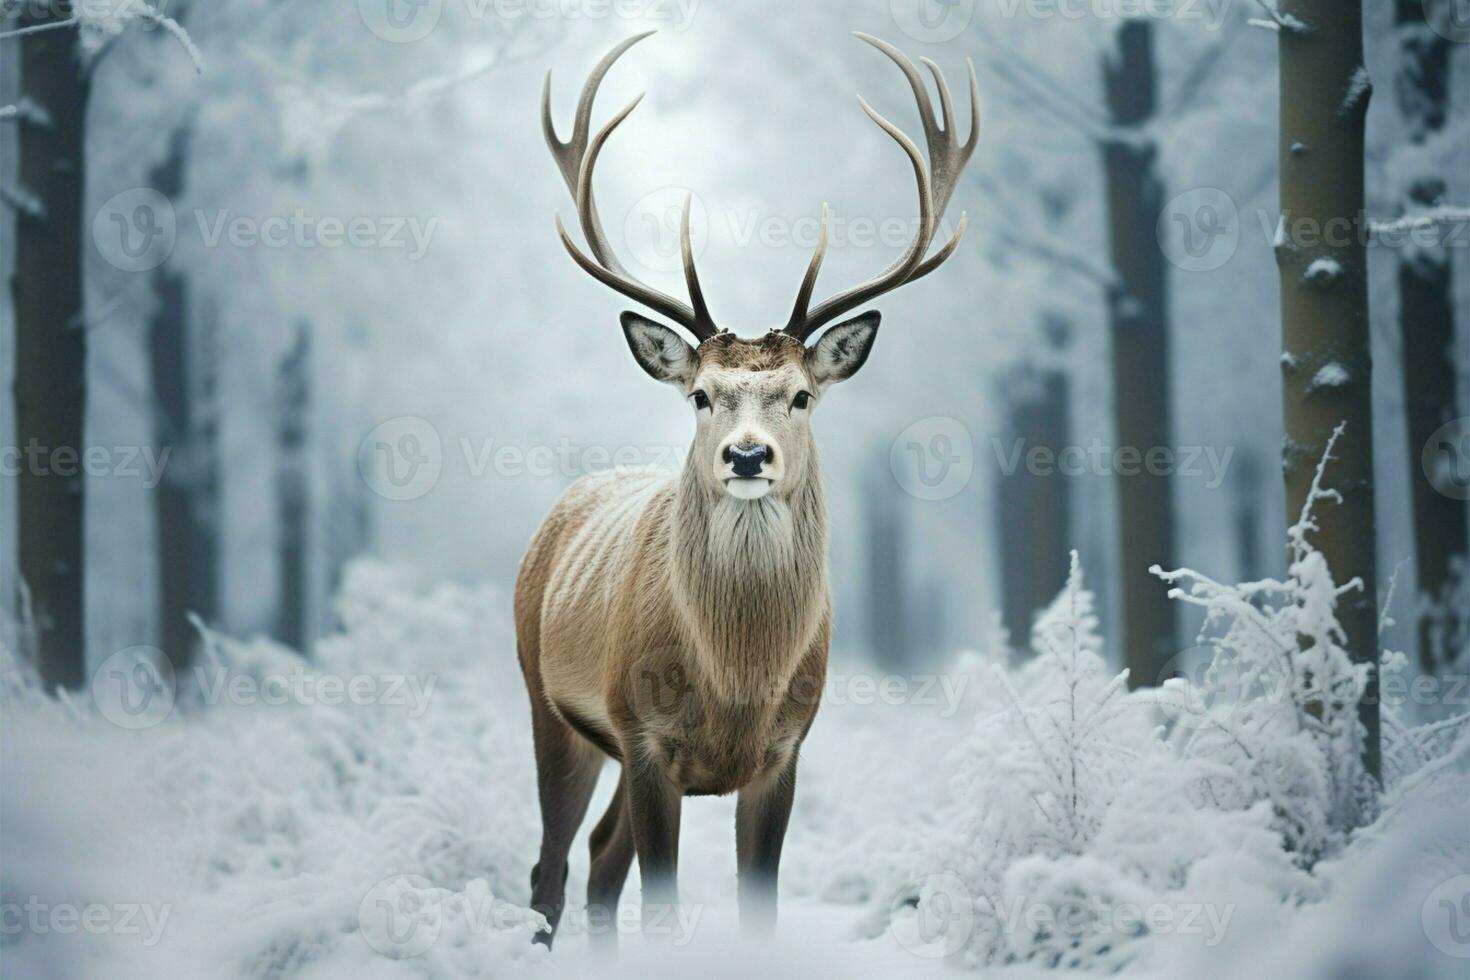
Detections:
669,448,830,704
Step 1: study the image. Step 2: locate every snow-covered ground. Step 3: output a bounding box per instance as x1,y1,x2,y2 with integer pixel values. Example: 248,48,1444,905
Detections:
3,529,1468,978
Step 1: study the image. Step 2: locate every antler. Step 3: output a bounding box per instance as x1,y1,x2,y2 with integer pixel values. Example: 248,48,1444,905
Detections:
543,32,720,343
783,33,980,343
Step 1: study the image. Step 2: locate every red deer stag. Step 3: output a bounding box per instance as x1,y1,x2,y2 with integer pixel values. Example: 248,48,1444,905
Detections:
517,31,978,947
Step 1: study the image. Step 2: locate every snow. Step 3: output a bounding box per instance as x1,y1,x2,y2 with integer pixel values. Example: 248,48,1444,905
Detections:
1339,66,1372,118
1310,362,1351,389
0,183,46,220
3,478,1467,977
1302,257,1343,286
1371,205,1470,238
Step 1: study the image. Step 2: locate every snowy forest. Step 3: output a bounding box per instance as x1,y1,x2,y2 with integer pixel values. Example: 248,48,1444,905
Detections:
1,0,1468,977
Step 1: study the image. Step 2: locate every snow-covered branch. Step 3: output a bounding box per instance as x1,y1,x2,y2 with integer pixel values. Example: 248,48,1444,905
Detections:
0,183,46,219
0,1,204,74
1248,0,1309,34
0,97,52,127
0,15,80,40
1369,205,1470,237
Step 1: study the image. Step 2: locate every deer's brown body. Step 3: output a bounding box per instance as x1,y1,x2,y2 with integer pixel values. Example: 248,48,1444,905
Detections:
518,32,979,947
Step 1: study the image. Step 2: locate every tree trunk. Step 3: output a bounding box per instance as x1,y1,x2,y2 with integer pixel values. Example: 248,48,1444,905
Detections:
1393,0,1466,673
864,465,909,669
148,125,218,670
11,21,90,690
1101,20,1178,688
997,317,1072,651
1230,450,1264,582
275,323,311,651
1276,0,1381,782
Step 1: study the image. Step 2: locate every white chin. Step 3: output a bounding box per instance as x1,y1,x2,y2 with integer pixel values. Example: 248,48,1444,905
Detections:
724,478,772,501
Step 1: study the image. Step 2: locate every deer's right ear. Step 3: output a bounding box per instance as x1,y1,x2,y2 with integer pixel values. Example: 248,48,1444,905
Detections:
621,312,700,388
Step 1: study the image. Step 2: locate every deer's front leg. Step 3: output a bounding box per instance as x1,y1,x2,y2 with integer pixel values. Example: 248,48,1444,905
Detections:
735,755,798,935
624,757,683,939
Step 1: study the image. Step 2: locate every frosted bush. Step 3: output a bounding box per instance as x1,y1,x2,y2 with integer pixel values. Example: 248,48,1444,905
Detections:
887,432,1470,972
1,560,543,976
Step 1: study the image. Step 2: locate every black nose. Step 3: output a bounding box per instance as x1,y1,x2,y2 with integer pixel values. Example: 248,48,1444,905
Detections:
724,443,770,478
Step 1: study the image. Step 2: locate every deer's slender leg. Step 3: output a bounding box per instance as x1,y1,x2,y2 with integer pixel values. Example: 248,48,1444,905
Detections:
528,698,603,948
735,756,799,936
624,758,683,938
586,776,635,947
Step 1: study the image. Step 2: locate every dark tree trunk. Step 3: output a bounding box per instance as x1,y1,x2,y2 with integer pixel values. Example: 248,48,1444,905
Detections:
864,465,909,669
1230,451,1264,582
1100,20,1178,688
11,21,90,690
275,323,311,651
1394,0,1467,673
1276,0,1381,783
148,126,218,669
997,317,1072,651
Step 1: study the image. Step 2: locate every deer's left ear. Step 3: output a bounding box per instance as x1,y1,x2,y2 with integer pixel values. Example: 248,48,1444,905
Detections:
805,311,880,388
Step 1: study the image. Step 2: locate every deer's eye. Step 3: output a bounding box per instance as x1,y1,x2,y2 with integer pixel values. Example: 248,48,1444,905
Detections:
791,390,812,412
691,390,711,412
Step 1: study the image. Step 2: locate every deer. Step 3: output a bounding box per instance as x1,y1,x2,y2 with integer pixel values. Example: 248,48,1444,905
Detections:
516,31,979,948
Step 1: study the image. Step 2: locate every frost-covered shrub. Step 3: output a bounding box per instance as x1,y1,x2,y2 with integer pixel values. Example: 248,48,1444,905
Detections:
891,436,1470,972
1,561,543,977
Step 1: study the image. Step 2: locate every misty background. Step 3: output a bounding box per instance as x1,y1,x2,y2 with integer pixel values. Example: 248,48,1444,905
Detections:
1,0,1464,673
